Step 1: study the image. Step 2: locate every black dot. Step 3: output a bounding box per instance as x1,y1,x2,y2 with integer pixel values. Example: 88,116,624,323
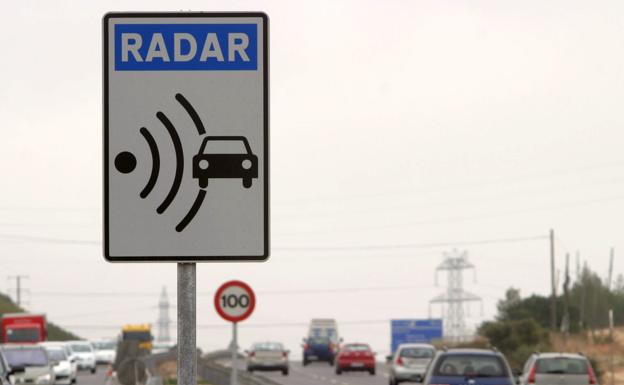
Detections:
115,151,137,174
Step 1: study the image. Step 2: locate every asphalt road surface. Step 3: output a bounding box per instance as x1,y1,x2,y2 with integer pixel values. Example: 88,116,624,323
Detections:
256,362,390,385
76,367,108,385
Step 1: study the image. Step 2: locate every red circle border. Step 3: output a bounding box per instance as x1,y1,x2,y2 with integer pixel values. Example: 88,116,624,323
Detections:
214,280,256,323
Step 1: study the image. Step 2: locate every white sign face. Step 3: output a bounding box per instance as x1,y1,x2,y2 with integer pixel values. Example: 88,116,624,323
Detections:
214,281,256,323
103,13,269,262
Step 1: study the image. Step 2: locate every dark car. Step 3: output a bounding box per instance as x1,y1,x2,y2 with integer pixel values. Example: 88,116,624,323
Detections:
192,136,258,188
302,337,337,366
423,349,514,385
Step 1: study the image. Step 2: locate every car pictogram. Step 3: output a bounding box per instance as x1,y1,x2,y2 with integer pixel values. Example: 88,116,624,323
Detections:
193,136,258,189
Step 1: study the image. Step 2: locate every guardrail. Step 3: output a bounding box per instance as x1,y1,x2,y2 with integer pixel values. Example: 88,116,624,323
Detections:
142,349,282,385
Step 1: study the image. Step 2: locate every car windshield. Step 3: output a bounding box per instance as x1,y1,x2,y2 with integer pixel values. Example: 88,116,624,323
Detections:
308,337,331,345
434,354,507,377
345,344,370,352
6,328,39,343
46,349,67,361
122,331,151,341
70,344,92,352
3,348,49,367
536,357,588,374
93,341,115,350
202,139,248,154
310,328,338,341
253,342,283,351
400,347,435,358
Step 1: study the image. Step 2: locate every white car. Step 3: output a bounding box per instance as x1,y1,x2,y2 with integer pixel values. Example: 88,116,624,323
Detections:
1,345,56,385
91,341,116,365
38,343,77,384
66,342,96,374
43,346,74,385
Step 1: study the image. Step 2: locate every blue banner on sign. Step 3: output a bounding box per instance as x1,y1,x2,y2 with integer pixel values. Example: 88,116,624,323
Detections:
391,319,443,353
114,24,258,71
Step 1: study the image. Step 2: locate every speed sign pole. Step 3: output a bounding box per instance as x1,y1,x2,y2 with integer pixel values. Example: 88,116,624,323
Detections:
178,264,196,385
214,281,256,385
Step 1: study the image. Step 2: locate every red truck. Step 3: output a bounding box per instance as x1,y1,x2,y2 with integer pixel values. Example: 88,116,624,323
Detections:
0,313,47,343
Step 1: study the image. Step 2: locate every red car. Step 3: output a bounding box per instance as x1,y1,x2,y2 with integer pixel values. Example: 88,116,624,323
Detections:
335,343,376,375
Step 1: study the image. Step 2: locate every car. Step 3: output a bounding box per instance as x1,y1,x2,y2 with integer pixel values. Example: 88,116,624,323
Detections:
302,337,338,366
91,340,116,365
39,343,77,384
0,344,56,385
245,342,289,375
42,346,74,385
519,352,598,385
66,342,96,374
388,343,436,384
422,348,514,385
192,136,258,189
335,343,376,375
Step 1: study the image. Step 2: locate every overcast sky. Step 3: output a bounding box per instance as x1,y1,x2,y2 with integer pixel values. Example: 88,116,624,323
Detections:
1,0,623,356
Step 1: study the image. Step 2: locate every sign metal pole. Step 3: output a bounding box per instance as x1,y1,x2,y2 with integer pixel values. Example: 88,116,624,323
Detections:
230,322,238,385
178,263,196,385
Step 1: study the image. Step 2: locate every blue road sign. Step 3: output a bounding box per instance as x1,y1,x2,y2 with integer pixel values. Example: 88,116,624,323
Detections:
391,319,443,353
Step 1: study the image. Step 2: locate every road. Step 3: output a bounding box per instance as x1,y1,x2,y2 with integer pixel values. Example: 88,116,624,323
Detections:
76,367,108,385
255,362,390,385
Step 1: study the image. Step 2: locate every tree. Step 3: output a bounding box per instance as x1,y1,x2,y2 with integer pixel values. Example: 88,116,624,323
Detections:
478,318,549,368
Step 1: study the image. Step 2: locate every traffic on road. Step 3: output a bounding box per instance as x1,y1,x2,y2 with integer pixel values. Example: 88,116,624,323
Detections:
0,313,603,385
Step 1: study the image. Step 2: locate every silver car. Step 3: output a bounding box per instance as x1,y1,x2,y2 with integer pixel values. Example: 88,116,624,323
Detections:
245,342,289,376
1,345,55,385
388,343,436,385
519,353,598,385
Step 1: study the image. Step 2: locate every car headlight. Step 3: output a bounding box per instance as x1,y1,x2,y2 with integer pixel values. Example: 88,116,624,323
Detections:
199,159,209,169
36,373,52,384
241,159,252,169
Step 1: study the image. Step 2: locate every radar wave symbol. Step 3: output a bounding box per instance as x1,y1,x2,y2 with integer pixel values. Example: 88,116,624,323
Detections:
114,93,207,233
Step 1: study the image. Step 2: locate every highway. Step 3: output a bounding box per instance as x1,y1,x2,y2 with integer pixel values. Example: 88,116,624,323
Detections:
252,362,389,385
76,368,108,385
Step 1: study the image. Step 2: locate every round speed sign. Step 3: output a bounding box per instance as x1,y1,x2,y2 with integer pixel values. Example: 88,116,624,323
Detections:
214,281,256,323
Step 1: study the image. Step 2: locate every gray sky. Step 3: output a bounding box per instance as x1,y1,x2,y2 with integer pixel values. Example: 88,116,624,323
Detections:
1,0,623,357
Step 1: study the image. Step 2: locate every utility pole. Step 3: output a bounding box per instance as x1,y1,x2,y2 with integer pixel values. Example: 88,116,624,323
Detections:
550,229,557,331
562,253,570,345
7,275,29,307
607,248,614,291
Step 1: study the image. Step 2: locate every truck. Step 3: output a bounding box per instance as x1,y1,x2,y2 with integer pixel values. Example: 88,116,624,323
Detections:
121,324,153,352
0,313,47,343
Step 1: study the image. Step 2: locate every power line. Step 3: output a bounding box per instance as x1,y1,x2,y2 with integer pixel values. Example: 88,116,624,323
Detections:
277,234,548,252
0,232,547,252
277,160,624,206
60,319,395,330
33,284,438,298
280,194,624,236
277,175,624,220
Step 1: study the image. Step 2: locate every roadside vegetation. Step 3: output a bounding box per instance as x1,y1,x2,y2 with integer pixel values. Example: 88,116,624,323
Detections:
476,265,624,381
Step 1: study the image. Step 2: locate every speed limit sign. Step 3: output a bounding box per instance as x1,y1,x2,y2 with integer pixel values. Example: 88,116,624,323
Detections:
214,280,256,323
